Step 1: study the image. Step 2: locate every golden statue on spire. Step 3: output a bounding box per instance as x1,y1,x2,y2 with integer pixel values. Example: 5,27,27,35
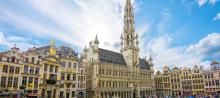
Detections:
49,40,56,56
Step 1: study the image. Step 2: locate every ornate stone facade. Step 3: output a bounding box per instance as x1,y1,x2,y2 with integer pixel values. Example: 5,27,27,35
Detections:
82,0,155,98
155,60,220,97
0,41,86,98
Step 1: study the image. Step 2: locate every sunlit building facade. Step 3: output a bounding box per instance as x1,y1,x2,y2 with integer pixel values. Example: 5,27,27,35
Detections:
204,60,220,95
180,67,192,96
0,41,86,98
191,65,205,95
155,61,220,96
82,0,155,98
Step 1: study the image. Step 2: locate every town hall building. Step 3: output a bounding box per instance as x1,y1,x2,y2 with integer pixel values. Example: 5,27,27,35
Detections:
82,0,155,98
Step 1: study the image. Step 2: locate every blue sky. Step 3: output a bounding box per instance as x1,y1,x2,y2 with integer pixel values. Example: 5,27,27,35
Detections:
0,0,220,70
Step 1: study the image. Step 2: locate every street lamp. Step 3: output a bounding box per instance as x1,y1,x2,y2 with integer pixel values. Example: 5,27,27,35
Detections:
19,85,26,98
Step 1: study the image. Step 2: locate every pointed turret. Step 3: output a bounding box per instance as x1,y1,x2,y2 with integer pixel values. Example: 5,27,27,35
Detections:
93,35,99,50
94,34,99,44
83,45,87,52
148,54,153,70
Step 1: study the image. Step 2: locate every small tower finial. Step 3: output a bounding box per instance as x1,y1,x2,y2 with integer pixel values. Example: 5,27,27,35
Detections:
84,45,87,52
94,34,99,44
49,40,56,56
120,34,123,39
126,0,132,5
50,40,55,46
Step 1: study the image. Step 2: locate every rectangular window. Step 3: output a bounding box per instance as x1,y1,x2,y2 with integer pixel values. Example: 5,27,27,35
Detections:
35,67,39,74
29,77,33,84
212,80,215,86
78,76,80,82
67,74,70,80
8,77,13,87
34,78,38,88
72,84,75,88
67,83,71,88
60,91,64,97
61,73,65,80
31,57,35,64
9,66,14,73
13,78,18,87
216,80,219,86
49,66,53,73
73,74,76,81
68,62,71,68
44,64,48,71
43,74,46,84
30,66,34,74
73,63,77,68
22,76,27,86
24,65,28,74
72,91,75,97
61,62,65,67
1,77,6,87
15,67,20,74
60,84,64,88
2,65,8,73
55,66,58,73
49,74,57,80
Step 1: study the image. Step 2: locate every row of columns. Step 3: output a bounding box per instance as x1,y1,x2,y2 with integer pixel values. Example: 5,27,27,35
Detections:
140,90,154,97
100,91,132,98
86,90,154,98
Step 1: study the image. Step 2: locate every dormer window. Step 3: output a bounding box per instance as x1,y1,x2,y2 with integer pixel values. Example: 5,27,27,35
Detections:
31,57,35,64
25,57,28,63
11,56,15,63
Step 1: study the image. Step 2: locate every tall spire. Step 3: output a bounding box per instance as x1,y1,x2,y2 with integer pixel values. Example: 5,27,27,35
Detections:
121,0,139,68
124,0,135,34
122,0,138,49
126,0,132,6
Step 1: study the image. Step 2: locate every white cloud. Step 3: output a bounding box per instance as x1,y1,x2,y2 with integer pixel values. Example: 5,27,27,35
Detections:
0,0,145,52
25,0,137,52
145,36,203,70
145,33,220,70
156,9,172,34
198,0,208,7
209,0,217,4
136,23,150,38
0,31,8,46
0,31,34,50
186,33,220,57
213,13,220,21
197,0,218,7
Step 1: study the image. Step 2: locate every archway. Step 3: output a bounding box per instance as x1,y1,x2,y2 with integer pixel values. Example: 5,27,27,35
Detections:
77,92,85,98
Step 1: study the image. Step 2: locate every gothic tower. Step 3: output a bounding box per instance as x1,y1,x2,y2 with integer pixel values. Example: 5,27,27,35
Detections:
121,0,139,68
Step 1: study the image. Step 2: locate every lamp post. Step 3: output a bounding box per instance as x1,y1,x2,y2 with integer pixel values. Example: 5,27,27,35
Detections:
46,79,56,98
19,85,26,98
